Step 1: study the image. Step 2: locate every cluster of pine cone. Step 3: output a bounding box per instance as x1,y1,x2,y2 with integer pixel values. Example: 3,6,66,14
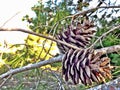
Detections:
56,19,112,85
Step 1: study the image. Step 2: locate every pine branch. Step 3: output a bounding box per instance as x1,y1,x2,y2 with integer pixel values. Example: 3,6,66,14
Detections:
0,45,120,80
0,55,63,79
72,5,120,18
0,28,81,50
96,45,120,54
0,24,120,51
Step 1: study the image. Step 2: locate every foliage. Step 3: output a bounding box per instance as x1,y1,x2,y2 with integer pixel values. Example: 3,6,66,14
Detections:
0,35,59,75
94,17,120,78
22,0,72,34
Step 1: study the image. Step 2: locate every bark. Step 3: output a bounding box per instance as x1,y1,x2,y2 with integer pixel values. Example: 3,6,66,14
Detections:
0,55,63,79
0,45,120,80
88,77,120,90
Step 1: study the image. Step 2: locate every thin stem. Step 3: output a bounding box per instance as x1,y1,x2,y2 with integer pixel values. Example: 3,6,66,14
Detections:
0,28,81,50
89,24,120,48
0,12,20,28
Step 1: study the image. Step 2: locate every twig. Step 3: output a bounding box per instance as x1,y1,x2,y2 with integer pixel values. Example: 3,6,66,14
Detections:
43,41,54,59
72,5,120,19
99,5,120,9
38,39,48,60
43,44,55,57
0,74,12,88
37,21,58,60
1,24,120,51
34,68,41,90
50,70,65,90
43,23,59,59
9,43,26,48
100,38,108,57
41,68,65,90
89,24,120,48
0,12,20,28
0,28,81,50
0,45,120,80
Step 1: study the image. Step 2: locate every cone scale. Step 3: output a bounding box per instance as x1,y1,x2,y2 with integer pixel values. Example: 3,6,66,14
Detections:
62,49,112,85
56,20,96,53
56,19,112,85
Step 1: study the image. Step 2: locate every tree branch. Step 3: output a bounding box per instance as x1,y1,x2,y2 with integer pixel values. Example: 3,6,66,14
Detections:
87,77,120,90
72,5,120,18
0,28,81,50
0,45,120,80
0,54,63,79
96,45,120,54
1,24,120,51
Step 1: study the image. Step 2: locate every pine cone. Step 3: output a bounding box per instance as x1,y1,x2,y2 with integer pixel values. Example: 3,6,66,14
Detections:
56,20,96,53
62,49,112,85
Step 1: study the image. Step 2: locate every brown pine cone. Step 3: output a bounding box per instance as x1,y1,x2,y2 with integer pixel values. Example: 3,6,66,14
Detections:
62,49,112,85
56,20,96,53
